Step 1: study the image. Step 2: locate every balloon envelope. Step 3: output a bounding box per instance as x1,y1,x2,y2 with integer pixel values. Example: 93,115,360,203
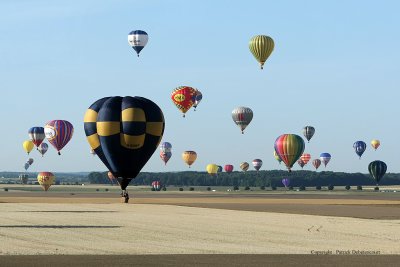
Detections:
224,164,234,173
44,120,74,155
206,164,219,176
151,181,161,191
182,151,197,167
371,139,380,150
232,107,253,134
240,162,249,172
37,172,55,191
28,127,45,148
84,96,165,190
171,86,197,116
23,140,34,154
353,141,367,158
128,30,148,56
274,134,305,172
320,153,331,167
274,151,282,164
192,90,202,110
160,151,172,165
297,159,305,169
368,160,387,185
312,159,321,170
252,159,263,171
282,178,290,187
303,126,315,143
249,35,274,69
160,142,172,153
38,143,48,157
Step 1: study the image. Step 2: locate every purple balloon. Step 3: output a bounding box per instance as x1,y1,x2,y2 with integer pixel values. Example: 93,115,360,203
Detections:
282,178,290,187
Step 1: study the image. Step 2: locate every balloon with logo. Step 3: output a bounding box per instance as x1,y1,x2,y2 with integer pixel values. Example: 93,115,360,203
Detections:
252,159,263,171
160,151,172,165
38,143,48,157
224,164,234,173
37,172,55,191
274,151,282,164
320,153,331,167
44,120,74,155
192,90,202,111
274,134,305,172
282,178,290,188
28,127,45,148
182,151,197,168
368,160,387,185
84,96,165,198
23,140,34,154
353,141,367,159
249,35,274,70
300,153,311,165
312,159,321,170
240,162,249,172
128,30,148,57
297,159,305,169
232,107,253,134
371,139,380,151
171,86,197,117
206,164,218,176
303,126,315,143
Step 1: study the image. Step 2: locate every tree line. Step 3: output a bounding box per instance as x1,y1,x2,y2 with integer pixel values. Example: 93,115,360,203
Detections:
87,170,400,187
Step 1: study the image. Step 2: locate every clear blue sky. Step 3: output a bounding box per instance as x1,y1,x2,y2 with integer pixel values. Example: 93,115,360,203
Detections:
1,0,399,174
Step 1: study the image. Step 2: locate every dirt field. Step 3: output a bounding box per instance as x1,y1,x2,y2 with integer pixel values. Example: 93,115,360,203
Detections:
1,189,399,266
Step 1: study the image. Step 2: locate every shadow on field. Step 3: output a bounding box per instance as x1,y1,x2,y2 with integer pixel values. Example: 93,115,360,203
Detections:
16,211,118,213
0,225,120,229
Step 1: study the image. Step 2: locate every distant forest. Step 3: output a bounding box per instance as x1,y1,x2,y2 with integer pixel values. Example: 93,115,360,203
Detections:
87,170,400,187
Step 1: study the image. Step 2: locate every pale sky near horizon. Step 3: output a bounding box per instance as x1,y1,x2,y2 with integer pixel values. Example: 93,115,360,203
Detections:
1,0,399,174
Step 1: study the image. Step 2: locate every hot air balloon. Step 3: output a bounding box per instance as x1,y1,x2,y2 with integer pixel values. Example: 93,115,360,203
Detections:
38,143,48,157
371,139,380,151
274,134,305,172
107,171,117,185
28,127,45,148
217,165,223,173
24,162,30,171
160,142,172,153
297,159,305,169
353,141,367,159
160,151,172,165
23,140,34,154
232,107,253,134
224,164,234,173
171,86,197,117
320,153,331,167
206,164,218,176
192,90,202,111
27,158,34,165
303,126,315,143
128,30,148,57
249,35,274,70
312,159,321,170
252,159,263,171
274,151,282,164
37,172,55,191
182,151,197,168
240,162,249,172
282,178,290,188
368,160,387,185
151,181,161,191
19,174,28,184
84,96,165,201
44,120,74,155
300,153,311,165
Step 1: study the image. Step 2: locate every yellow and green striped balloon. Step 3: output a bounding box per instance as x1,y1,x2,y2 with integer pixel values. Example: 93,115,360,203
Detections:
249,35,274,70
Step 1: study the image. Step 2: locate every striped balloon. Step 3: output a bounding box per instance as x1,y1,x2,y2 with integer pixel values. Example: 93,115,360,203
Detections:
224,164,234,173
128,30,148,57
297,159,305,169
300,153,311,164
274,134,305,172
303,126,315,143
171,86,197,117
232,107,253,134
37,172,55,191
151,181,161,191
282,178,290,187
353,141,367,159
252,159,263,171
368,160,387,185
312,159,321,170
28,127,45,148
249,35,274,70
240,162,249,172
44,120,74,155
